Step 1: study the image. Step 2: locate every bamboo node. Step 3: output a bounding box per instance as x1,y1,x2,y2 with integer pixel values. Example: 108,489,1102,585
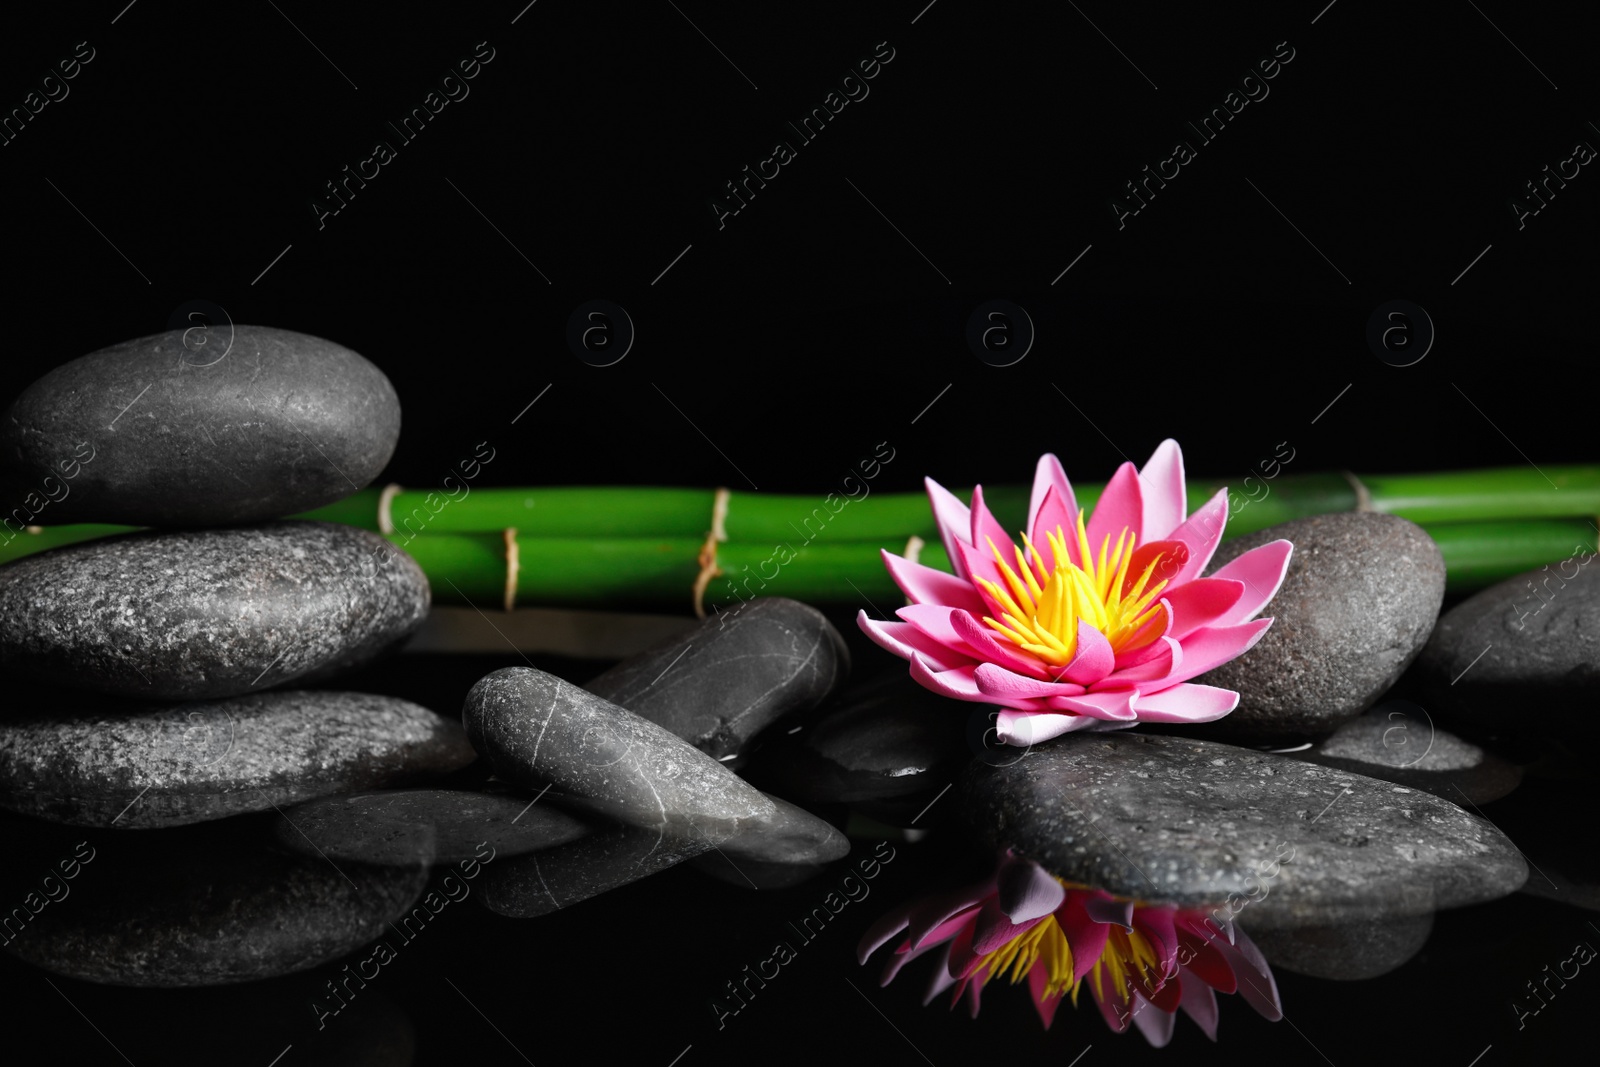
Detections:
1340,470,1373,512
692,487,731,619
503,527,519,612
377,483,403,535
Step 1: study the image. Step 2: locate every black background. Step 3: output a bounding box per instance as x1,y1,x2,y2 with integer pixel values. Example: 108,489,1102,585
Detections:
0,1,1594,1065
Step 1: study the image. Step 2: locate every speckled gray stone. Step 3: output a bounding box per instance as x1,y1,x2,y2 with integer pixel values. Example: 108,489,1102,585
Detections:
477,822,714,917
1415,563,1600,743
0,522,430,700
1251,912,1434,980
584,597,849,763
0,691,476,828
1292,700,1522,804
743,672,968,806
274,785,589,866
961,732,1526,930
0,325,400,527
1198,512,1447,742
2,834,426,986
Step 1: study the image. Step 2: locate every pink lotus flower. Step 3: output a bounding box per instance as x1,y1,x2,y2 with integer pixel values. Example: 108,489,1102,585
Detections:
857,440,1292,745
858,851,1282,1047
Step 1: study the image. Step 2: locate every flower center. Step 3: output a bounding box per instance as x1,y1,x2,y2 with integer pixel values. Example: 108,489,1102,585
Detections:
981,909,1075,998
974,509,1172,668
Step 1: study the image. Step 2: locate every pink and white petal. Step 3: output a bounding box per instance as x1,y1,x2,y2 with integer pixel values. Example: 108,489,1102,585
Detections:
1107,636,1179,687
1094,978,1134,1033
922,943,959,1004
1059,893,1113,984
906,893,986,952
1165,488,1230,584
950,611,1054,679
970,897,1045,957
1046,688,1139,722
882,549,988,614
1134,907,1181,979
1028,484,1079,571
1139,439,1187,540
860,888,974,963
1130,682,1240,723
951,534,1014,604
1178,974,1220,1041
1209,539,1294,625
857,612,972,673
1086,461,1146,555
1028,453,1077,533
1216,926,1283,1021
1083,895,1135,930
1161,578,1246,640
995,709,1089,745
974,662,1088,701
926,476,974,579
998,857,1067,923
1163,618,1274,686
1131,995,1178,1048
969,485,1019,568
880,935,943,986
908,654,989,704
1054,619,1115,686
1028,968,1063,1029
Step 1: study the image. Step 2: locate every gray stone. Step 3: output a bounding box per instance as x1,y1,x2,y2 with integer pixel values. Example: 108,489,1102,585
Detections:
584,597,849,763
2,833,426,986
1414,562,1600,744
0,325,400,527
1291,700,1521,804
477,822,713,917
0,690,476,828
0,522,430,700
1251,912,1434,980
274,785,589,866
1198,512,1446,742
960,732,1526,930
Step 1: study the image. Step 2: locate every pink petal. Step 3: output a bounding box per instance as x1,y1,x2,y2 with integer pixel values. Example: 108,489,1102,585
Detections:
1132,995,1177,1048
1054,620,1114,686
1045,688,1139,721
1113,601,1174,668
1028,484,1078,572
1135,907,1181,980
1086,462,1145,558
1209,539,1294,625
1161,578,1246,640
922,942,958,1004
1127,682,1239,723
926,477,974,579
1165,489,1229,584
880,935,943,986
1139,439,1187,540
1084,895,1135,930
1028,967,1063,1029
950,610,1054,679
857,612,972,673
1216,926,1283,1021
908,654,987,703
1028,453,1077,539
1178,974,1220,1041
1094,977,1133,1033
1175,917,1238,993
1163,617,1274,686
995,709,1093,745
974,662,1087,701
969,485,1017,569
970,897,1044,956
998,857,1067,923
1108,636,1179,687
1060,893,1113,984
882,549,987,614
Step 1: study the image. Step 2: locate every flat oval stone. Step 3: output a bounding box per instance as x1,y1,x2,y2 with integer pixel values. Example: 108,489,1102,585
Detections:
1291,700,1521,804
1250,912,1433,980
463,665,778,844
274,786,589,866
584,597,849,763
0,522,430,700
961,732,1526,930
0,690,476,828
478,822,713,918
2,827,426,987
1414,562,1600,744
0,325,400,526
1198,512,1446,742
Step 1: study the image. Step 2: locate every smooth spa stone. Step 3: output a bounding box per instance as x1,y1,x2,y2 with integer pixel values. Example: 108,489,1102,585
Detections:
1197,512,1447,743
0,522,430,700
2,827,427,987
1413,563,1600,746
960,732,1527,931
0,325,400,527
1289,700,1522,805
0,690,476,828
477,822,717,918
584,597,850,763
462,665,780,845
273,785,590,867
691,796,850,889
1249,912,1435,980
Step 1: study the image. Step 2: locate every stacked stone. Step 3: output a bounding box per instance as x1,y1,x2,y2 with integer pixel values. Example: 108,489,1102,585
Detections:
0,326,475,987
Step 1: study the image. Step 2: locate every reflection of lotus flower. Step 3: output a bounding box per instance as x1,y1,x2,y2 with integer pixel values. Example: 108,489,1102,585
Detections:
858,851,1282,1047
857,440,1292,745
